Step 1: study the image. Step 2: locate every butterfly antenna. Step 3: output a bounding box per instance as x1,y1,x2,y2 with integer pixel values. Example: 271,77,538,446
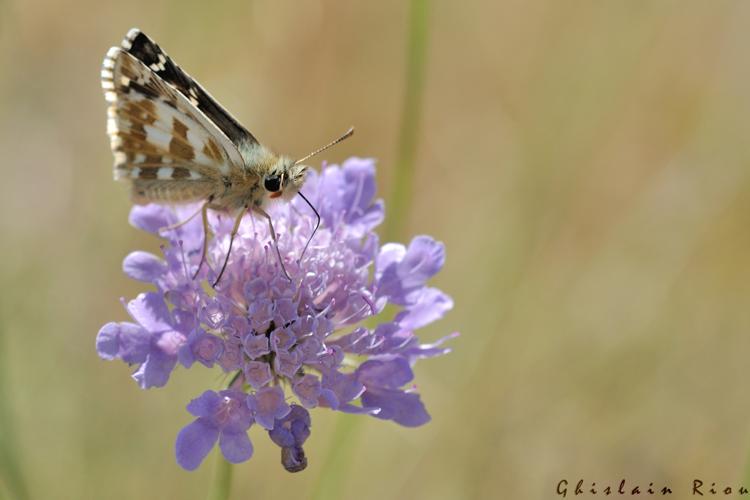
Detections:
294,127,354,165
297,191,320,263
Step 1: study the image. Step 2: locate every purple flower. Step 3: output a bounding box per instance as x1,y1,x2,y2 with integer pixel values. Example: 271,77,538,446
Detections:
247,386,290,430
175,390,254,470
96,292,192,388
268,404,312,473
96,158,456,471
179,329,224,368
243,361,272,389
243,334,270,359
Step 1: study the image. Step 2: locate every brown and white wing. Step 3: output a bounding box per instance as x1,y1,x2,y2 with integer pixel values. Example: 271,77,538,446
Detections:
101,47,247,203
120,28,260,150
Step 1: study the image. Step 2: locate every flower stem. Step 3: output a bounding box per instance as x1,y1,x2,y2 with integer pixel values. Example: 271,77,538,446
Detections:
383,0,431,242
0,325,30,500
207,453,232,500
310,412,362,500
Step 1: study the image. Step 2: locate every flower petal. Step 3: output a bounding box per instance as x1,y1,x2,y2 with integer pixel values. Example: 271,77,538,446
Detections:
273,349,301,379
248,386,291,430
401,332,459,361
270,327,295,352
321,370,364,405
186,390,222,418
395,288,453,330
356,357,414,389
296,336,324,362
154,332,186,363
127,292,172,333
180,330,223,368
244,277,269,298
129,204,172,234
340,158,383,231
317,389,338,409
243,361,272,390
338,403,381,415
375,243,406,279
132,346,177,389
376,236,445,304
217,390,255,433
175,418,219,471
122,251,166,282
400,236,446,287
273,299,297,325
361,388,431,427
218,343,243,372
268,405,311,448
219,431,254,464
96,322,150,363
243,334,270,359
292,374,322,408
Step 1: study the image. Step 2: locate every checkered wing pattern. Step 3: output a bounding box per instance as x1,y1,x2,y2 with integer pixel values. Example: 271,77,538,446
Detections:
101,30,253,203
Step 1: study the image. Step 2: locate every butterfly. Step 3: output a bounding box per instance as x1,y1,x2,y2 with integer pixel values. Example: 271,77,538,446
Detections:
101,28,353,286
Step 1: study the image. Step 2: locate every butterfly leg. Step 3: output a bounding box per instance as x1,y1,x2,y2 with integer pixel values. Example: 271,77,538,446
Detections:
158,205,204,234
253,206,292,282
192,201,212,280
213,205,248,288
296,192,321,264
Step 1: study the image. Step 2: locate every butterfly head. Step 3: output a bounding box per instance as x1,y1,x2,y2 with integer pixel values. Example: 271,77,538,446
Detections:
264,157,307,201
261,127,354,202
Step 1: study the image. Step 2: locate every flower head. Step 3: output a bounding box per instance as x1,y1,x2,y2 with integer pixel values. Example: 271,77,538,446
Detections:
97,158,456,471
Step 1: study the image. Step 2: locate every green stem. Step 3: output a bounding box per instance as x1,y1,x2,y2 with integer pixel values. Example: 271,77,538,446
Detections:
383,0,431,242
312,2,431,499
0,324,29,500
310,413,362,500
207,453,232,500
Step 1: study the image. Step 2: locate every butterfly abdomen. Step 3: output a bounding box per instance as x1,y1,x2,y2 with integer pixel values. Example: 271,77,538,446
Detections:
131,178,215,205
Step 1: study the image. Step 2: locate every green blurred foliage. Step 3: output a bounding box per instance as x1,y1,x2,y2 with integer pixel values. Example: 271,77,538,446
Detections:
1,1,750,499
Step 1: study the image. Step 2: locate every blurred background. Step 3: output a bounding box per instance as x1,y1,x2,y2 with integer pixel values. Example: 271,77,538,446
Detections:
2,1,750,499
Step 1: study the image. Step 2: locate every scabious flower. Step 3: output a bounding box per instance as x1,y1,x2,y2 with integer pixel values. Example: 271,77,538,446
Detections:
96,157,457,472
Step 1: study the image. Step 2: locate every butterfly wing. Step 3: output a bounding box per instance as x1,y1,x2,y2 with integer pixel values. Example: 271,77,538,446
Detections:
102,44,256,203
122,28,259,150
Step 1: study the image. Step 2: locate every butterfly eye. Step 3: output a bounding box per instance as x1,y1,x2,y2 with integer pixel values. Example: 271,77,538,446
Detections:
264,175,281,192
